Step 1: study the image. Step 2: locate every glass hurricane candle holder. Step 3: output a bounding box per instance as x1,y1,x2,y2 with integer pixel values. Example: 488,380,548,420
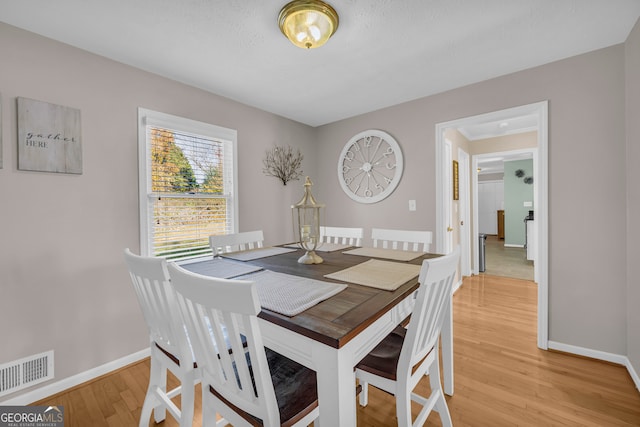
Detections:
291,176,324,264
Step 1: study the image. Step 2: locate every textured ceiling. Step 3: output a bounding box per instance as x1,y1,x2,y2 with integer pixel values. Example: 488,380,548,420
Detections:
1,1,639,127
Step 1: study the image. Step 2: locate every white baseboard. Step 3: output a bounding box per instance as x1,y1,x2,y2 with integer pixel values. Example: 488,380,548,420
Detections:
504,244,525,248
627,358,640,392
452,278,463,294
548,340,640,392
0,347,150,405
548,340,627,365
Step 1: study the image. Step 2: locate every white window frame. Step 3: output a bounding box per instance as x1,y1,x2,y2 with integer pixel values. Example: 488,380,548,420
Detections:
137,108,238,259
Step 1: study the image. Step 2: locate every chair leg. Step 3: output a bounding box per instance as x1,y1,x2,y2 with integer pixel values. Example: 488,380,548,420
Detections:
179,372,196,427
395,388,412,427
153,364,168,423
202,386,218,427
434,391,453,427
428,361,452,427
139,391,156,427
142,354,167,425
358,380,369,407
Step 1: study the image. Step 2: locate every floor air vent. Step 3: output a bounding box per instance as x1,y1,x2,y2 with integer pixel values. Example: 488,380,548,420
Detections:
0,350,54,398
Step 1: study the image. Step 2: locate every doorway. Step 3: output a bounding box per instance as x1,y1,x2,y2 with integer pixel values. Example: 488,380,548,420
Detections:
475,149,535,281
435,101,549,350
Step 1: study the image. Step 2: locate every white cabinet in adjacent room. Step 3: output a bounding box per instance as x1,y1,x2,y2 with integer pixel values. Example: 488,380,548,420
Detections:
526,219,535,262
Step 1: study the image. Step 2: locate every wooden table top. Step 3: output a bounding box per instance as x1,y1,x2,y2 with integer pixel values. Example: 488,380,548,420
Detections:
247,247,441,349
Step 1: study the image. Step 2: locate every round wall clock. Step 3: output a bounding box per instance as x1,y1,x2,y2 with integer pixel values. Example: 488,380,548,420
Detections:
337,129,404,204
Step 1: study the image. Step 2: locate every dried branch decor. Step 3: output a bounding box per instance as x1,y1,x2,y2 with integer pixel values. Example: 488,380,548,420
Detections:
263,145,304,185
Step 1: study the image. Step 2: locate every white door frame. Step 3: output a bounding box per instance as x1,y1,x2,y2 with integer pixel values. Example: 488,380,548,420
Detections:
444,139,453,253
435,101,549,350
458,148,471,277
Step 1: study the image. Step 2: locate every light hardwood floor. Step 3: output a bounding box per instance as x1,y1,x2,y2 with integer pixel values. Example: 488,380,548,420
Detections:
34,274,640,426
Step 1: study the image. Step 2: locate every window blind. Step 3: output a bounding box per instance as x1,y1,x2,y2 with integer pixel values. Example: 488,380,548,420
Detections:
145,124,235,261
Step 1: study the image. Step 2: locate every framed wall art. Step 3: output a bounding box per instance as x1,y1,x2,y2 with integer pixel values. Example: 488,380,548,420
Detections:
452,159,459,200
17,97,82,174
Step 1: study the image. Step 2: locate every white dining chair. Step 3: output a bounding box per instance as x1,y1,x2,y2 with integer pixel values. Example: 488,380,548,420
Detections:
355,247,460,427
320,226,364,246
123,249,199,427
371,228,433,252
167,263,320,427
209,230,264,256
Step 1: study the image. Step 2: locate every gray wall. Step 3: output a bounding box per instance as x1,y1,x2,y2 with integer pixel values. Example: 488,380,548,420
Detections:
626,19,640,380
0,22,316,398
314,43,628,356
1,16,639,401
504,159,534,246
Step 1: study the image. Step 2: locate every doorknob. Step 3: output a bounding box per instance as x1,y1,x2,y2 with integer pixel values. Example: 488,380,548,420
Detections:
447,226,453,232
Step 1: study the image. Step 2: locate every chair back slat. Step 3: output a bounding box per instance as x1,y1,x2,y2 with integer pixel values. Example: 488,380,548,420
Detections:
399,247,460,374
124,249,193,367
209,230,264,256
320,226,364,246
168,263,281,426
371,228,432,252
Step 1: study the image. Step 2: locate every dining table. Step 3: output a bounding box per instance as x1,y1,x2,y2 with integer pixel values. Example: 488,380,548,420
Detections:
183,245,452,427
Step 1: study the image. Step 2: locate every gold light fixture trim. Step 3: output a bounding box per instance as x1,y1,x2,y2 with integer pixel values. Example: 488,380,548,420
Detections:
278,0,339,49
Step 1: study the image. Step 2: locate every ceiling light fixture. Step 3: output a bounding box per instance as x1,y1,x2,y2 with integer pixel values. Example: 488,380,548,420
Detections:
278,0,339,49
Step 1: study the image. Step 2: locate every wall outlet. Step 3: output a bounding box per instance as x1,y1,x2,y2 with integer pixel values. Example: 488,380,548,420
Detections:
409,200,416,211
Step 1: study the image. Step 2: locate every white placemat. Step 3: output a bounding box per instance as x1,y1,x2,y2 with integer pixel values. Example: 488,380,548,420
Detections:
342,247,425,262
221,246,296,261
239,270,347,317
179,258,263,278
285,242,354,252
324,259,421,291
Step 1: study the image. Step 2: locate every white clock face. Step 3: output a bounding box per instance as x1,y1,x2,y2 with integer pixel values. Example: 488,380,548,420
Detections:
337,130,403,204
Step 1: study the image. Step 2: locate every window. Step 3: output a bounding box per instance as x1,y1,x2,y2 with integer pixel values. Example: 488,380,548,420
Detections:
138,109,238,261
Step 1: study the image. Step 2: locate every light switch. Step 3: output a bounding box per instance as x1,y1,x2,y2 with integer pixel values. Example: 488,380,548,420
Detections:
409,200,416,211
524,201,533,207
